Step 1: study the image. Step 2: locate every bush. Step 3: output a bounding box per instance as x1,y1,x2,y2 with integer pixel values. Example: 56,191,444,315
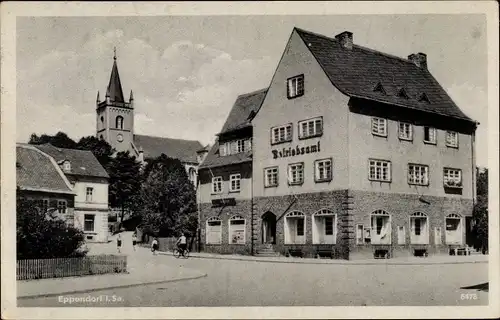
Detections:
17,198,86,259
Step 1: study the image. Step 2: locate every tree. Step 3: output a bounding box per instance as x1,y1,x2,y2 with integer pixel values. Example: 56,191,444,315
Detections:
139,154,197,237
107,151,142,224
17,197,86,259
29,131,77,149
76,136,114,168
472,167,488,253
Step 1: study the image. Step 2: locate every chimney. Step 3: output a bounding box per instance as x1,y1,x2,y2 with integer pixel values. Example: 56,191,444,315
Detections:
408,52,427,69
335,31,353,50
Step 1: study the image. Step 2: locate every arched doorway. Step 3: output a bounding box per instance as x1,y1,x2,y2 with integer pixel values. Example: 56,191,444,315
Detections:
261,211,276,244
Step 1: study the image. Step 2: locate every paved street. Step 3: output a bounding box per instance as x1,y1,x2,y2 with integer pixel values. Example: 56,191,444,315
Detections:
18,250,488,307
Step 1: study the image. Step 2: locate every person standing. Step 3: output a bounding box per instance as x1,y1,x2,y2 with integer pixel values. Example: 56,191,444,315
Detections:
117,234,122,253
151,237,159,255
132,233,137,251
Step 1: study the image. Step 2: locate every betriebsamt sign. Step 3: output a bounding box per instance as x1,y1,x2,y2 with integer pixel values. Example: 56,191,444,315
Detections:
272,141,321,159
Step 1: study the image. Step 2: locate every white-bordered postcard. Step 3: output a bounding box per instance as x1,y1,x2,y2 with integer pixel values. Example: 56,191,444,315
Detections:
1,1,499,319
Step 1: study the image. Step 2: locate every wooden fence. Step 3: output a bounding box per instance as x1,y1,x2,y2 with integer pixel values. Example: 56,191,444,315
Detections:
17,255,128,280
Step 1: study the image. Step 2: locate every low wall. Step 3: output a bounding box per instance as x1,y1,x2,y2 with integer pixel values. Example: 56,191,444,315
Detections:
17,255,127,280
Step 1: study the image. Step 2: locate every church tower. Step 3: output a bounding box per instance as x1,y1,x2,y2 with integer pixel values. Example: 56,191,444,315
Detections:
96,48,135,154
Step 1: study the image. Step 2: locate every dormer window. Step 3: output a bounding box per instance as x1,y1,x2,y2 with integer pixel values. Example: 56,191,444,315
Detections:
397,88,410,99
373,82,386,95
63,161,71,172
418,93,430,104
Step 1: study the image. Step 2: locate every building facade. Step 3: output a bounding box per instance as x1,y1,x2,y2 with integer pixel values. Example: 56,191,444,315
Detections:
198,27,478,259
35,144,110,243
96,51,208,186
16,144,76,225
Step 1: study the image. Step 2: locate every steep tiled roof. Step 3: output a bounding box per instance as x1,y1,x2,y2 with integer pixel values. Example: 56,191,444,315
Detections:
16,144,74,194
106,57,125,103
199,140,252,169
35,144,109,178
133,134,203,164
219,88,268,134
294,28,474,122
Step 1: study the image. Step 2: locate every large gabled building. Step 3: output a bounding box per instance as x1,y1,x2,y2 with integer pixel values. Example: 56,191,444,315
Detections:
197,27,478,260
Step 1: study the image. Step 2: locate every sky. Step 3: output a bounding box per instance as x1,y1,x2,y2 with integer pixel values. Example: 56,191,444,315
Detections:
16,14,488,166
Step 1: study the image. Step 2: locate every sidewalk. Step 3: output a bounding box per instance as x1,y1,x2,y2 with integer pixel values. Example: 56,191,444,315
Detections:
158,249,489,266
17,233,206,299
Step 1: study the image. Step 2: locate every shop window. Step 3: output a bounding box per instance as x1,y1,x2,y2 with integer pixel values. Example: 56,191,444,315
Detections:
410,212,429,244
370,210,391,244
229,216,245,244
312,209,336,244
206,217,222,244
284,211,306,244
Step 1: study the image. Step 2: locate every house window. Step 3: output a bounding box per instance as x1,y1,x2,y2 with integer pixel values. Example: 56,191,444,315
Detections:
397,226,406,245
410,212,429,244
445,214,462,245
315,158,332,182
212,176,223,194
444,168,462,188
424,126,437,144
86,187,94,202
445,131,458,148
37,199,49,214
229,174,241,192
368,159,391,182
408,164,429,185
57,200,67,214
115,116,124,130
370,210,391,245
356,224,364,244
288,163,304,185
229,216,245,244
287,74,304,99
284,211,306,244
206,217,222,244
398,122,413,141
271,124,293,144
264,167,279,187
298,117,323,139
312,209,336,244
371,117,387,137
63,161,71,172
219,144,227,156
84,214,95,232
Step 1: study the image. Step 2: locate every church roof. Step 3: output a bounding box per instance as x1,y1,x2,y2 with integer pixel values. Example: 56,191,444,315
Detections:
106,56,125,103
133,134,203,164
16,144,75,195
290,27,474,122
35,144,109,179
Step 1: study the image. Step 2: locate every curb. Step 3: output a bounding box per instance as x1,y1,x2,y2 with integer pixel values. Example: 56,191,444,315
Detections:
158,251,488,266
17,273,207,300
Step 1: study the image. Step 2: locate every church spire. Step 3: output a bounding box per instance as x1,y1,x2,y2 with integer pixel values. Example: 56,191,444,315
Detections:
106,47,125,103
129,90,134,102
96,91,100,103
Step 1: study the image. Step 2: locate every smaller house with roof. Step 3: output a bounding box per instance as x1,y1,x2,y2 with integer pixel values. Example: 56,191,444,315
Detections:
35,144,110,243
16,144,76,224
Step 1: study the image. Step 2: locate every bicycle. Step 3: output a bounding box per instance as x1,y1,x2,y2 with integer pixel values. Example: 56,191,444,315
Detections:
173,247,190,259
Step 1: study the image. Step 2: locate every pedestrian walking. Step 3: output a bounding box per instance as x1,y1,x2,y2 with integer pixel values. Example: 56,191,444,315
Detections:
132,233,137,251
151,237,159,255
117,234,122,253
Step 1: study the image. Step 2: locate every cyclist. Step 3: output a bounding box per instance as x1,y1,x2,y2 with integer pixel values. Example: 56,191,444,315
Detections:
176,232,188,257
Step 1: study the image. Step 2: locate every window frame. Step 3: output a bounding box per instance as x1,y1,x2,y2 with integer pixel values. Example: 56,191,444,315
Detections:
287,162,304,186
115,115,124,130
57,200,67,214
298,116,323,140
84,214,95,232
398,122,413,141
228,215,246,244
408,163,430,186
270,123,293,145
445,131,459,148
211,176,223,194
229,173,241,193
286,74,305,99
86,187,94,202
314,158,333,183
264,166,279,188
206,217,222,245
443,167,462,188
423,126,437,145
371,117,388,137
368,159,392,183
312,209,337,244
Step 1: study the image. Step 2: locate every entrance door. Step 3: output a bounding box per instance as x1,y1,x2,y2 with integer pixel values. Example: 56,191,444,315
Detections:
261,212,276,244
